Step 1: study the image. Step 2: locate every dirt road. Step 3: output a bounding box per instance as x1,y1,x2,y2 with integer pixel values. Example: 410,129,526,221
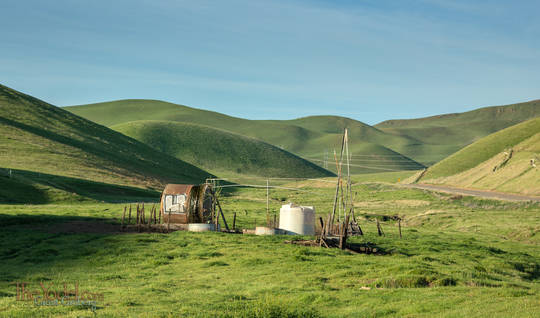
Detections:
403,183,540,202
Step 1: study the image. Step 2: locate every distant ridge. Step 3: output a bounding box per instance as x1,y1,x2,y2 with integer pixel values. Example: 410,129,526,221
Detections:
66,100,425,174
66,98,539,170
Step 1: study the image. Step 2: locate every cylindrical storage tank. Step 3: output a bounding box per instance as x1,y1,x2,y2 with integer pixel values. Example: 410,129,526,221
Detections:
188,223,216,232
278,203,315,235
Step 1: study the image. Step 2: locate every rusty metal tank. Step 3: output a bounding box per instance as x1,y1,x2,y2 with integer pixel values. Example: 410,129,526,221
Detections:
160,184,213,224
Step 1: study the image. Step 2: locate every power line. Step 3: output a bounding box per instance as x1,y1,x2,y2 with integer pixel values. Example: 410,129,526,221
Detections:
305,157,422,163
307,158,417,171
309,152,437,158
307,158,423,167
206,177,336,183
213,184,310,192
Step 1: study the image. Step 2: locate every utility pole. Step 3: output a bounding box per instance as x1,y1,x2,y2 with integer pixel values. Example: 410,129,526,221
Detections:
266,179,270,226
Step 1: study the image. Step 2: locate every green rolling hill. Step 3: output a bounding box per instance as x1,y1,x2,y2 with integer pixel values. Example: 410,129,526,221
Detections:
66,100,425,174
376,100,540,164
418,117,540,196
0,84,212,203
111,120,334,178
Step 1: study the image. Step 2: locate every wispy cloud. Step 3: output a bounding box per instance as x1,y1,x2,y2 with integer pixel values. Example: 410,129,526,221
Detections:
1,0,538,123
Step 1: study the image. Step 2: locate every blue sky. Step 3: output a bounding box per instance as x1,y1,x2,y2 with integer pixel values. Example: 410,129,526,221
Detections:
1,0,538,124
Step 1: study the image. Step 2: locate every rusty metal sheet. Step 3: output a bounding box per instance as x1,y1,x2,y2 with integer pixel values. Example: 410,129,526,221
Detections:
162,184,195,195
163,212,188,224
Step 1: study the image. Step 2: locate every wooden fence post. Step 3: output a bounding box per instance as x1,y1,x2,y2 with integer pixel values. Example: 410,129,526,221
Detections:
376,219,384,236
121,206,126,231
142,203,145,224
137,204,141,232
167,210,171,233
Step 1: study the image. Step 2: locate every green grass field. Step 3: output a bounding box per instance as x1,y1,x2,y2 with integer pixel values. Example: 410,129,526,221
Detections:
1,173,538,317
112,120,333,178
0,84,211,190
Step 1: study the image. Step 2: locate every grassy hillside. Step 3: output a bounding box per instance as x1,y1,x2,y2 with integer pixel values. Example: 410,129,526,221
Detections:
111,120,333,178
67,99,540,167
376,100,540,164
66,100,425,173
419,118,540,195
0,84,211,193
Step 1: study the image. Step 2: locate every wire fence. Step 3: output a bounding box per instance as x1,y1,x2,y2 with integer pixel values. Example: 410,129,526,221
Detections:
306,158,419,171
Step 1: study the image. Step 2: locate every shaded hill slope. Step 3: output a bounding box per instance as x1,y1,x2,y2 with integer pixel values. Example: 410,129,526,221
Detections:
0,168,159,204
111,120,334,178
66,100,425,173
418,118,540,196
0,84,211,192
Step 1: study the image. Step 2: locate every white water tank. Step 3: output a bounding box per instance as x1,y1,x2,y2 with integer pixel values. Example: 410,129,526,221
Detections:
279,203,315,235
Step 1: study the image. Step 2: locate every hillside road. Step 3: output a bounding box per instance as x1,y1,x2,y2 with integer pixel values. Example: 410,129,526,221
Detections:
403,184,540,202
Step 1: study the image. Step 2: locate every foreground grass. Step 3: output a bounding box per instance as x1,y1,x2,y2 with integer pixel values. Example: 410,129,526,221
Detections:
0,181,539,317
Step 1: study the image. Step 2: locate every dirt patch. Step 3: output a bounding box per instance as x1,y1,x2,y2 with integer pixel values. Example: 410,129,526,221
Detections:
354,200,430,208
46,221,122,234
292,180,335,188
44,221,185,234
392,200,430,207
354,201,386,208
404,210,448,226
413,209,446,217
404,184,540,202
233,195,267,203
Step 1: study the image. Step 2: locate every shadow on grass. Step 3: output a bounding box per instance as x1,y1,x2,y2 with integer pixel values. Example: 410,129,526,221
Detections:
0,213,132,285
0,167,159,203
347,241,388,255
287,238,388,255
